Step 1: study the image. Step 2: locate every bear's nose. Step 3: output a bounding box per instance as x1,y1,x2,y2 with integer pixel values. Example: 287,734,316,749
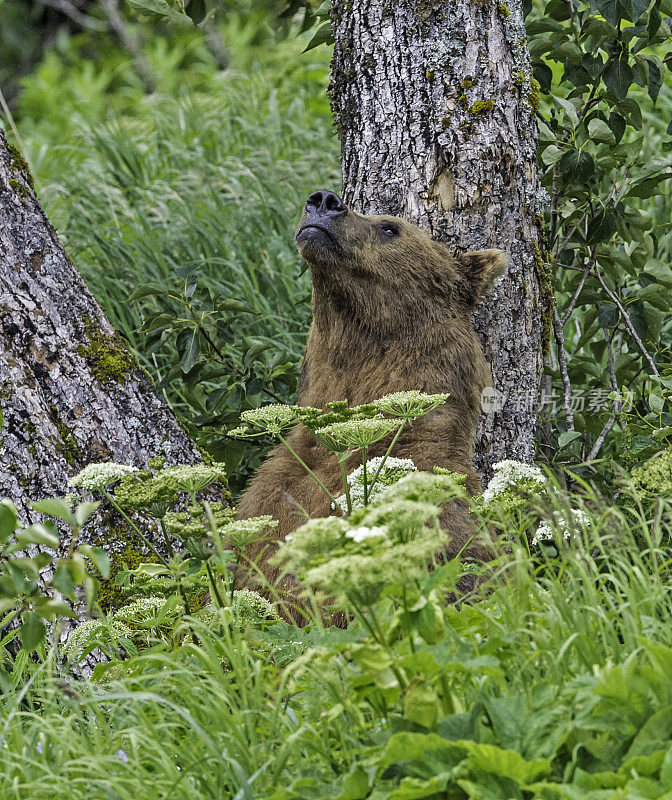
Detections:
305,190,347,218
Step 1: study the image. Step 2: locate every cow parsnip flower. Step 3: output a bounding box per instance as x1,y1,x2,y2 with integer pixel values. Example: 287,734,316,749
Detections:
333,456,417,513
346,525,388,543
373,391,449,419
69,462,139,492
632,450,672,496
315,417,401,449
482,459,546,513
532,509,590,547
241,404,298,435
220,516,278,548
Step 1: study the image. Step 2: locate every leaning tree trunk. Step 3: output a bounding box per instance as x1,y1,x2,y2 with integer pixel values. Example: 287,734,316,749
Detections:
330,0,546,476
0,128,200,543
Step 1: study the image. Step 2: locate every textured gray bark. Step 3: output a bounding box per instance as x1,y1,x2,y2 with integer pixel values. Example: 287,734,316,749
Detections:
0,127,200,540
330,0,546,476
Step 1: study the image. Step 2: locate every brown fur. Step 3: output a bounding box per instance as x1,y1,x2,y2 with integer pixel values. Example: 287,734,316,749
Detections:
235,198,506,602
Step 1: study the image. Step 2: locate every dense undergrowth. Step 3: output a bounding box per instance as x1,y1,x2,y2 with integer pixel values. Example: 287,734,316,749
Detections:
3,449,672,799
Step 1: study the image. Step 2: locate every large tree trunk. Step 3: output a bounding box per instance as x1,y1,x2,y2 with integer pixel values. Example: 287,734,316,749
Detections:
329,0,546,476
0,127,200,536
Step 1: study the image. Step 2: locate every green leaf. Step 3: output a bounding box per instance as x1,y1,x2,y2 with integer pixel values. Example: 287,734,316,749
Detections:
177,328,200,373
541,145,565,166
558,430,582,448
218,298,255,314
598,302,618,327
53,561,76,599
334,766,370,800
15,524,60,549
558,149,595,183
646,59,662,103
588,117,616,144
125,0,171,15
19,611,45,652
464,741,551,785
30,498,74,524
604,55,634,99
74,501,100,529
33,597,76,619
0,501,18,544
404,682,440,730
128,282,170,301
586,207,619,244
555,96,579,127
623,170,672,199
303,22,333,52
77,545,111,578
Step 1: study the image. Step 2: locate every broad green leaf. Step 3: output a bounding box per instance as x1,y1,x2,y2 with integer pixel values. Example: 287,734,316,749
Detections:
586,207,619,244
624,170,672,199
0,501,18,544
303,22,333,52
15,524,60,549
403,682,440,730
19,611,45,652
33,597,76,619
555,96,579,127
334,765,369,800
30,498,74,524
74,501,101,529
558,431,582,448
128,282,170,301
588,117,616,144
542,145,565,166
125,0,171,14
464,741,552,785
77,545,111,578
604,55,634,99
558,149,595,183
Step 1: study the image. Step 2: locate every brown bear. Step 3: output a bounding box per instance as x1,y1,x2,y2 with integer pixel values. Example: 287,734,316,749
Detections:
235,189,505,596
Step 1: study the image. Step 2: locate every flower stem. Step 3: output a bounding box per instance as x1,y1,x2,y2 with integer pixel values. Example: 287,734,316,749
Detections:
278,433,337,506
102,490,168,567
362,448,368,506
367,421,406,498
206,560,225,609
338,453,353,515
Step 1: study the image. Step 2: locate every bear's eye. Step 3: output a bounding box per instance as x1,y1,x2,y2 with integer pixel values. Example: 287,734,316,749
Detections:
378,222,401,237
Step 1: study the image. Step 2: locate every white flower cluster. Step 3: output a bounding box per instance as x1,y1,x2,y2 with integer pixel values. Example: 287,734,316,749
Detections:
220,515,278,548
346,525,389,543
240,404,297,434
373,391,449,419
62,618,133,662
333,456,417,513
315,417,400,450
112,596,167,623
532,509,591,547
68,462,138,492
482,459,546,505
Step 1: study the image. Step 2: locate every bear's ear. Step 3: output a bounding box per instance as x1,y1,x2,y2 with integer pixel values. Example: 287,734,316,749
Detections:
455,249,508,307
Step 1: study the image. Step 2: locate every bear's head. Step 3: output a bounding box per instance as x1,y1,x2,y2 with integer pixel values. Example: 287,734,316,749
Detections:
295,190,507,339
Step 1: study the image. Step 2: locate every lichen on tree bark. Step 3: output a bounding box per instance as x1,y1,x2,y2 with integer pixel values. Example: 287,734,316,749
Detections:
330,0,547,476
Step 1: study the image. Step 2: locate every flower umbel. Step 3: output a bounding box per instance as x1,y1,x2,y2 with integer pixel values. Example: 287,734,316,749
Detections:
333,456,417,513
374,391,449,419
482,459,546,514
69,463,139,492
240,405,298,435
532,509,590,547
315,417,401,450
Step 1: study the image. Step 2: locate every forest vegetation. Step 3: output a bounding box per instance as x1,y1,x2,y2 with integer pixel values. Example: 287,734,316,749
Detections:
1,1,672,797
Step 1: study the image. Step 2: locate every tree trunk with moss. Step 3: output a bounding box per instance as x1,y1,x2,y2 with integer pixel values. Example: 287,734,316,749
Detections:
329,0,547,477
0,127,201,539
